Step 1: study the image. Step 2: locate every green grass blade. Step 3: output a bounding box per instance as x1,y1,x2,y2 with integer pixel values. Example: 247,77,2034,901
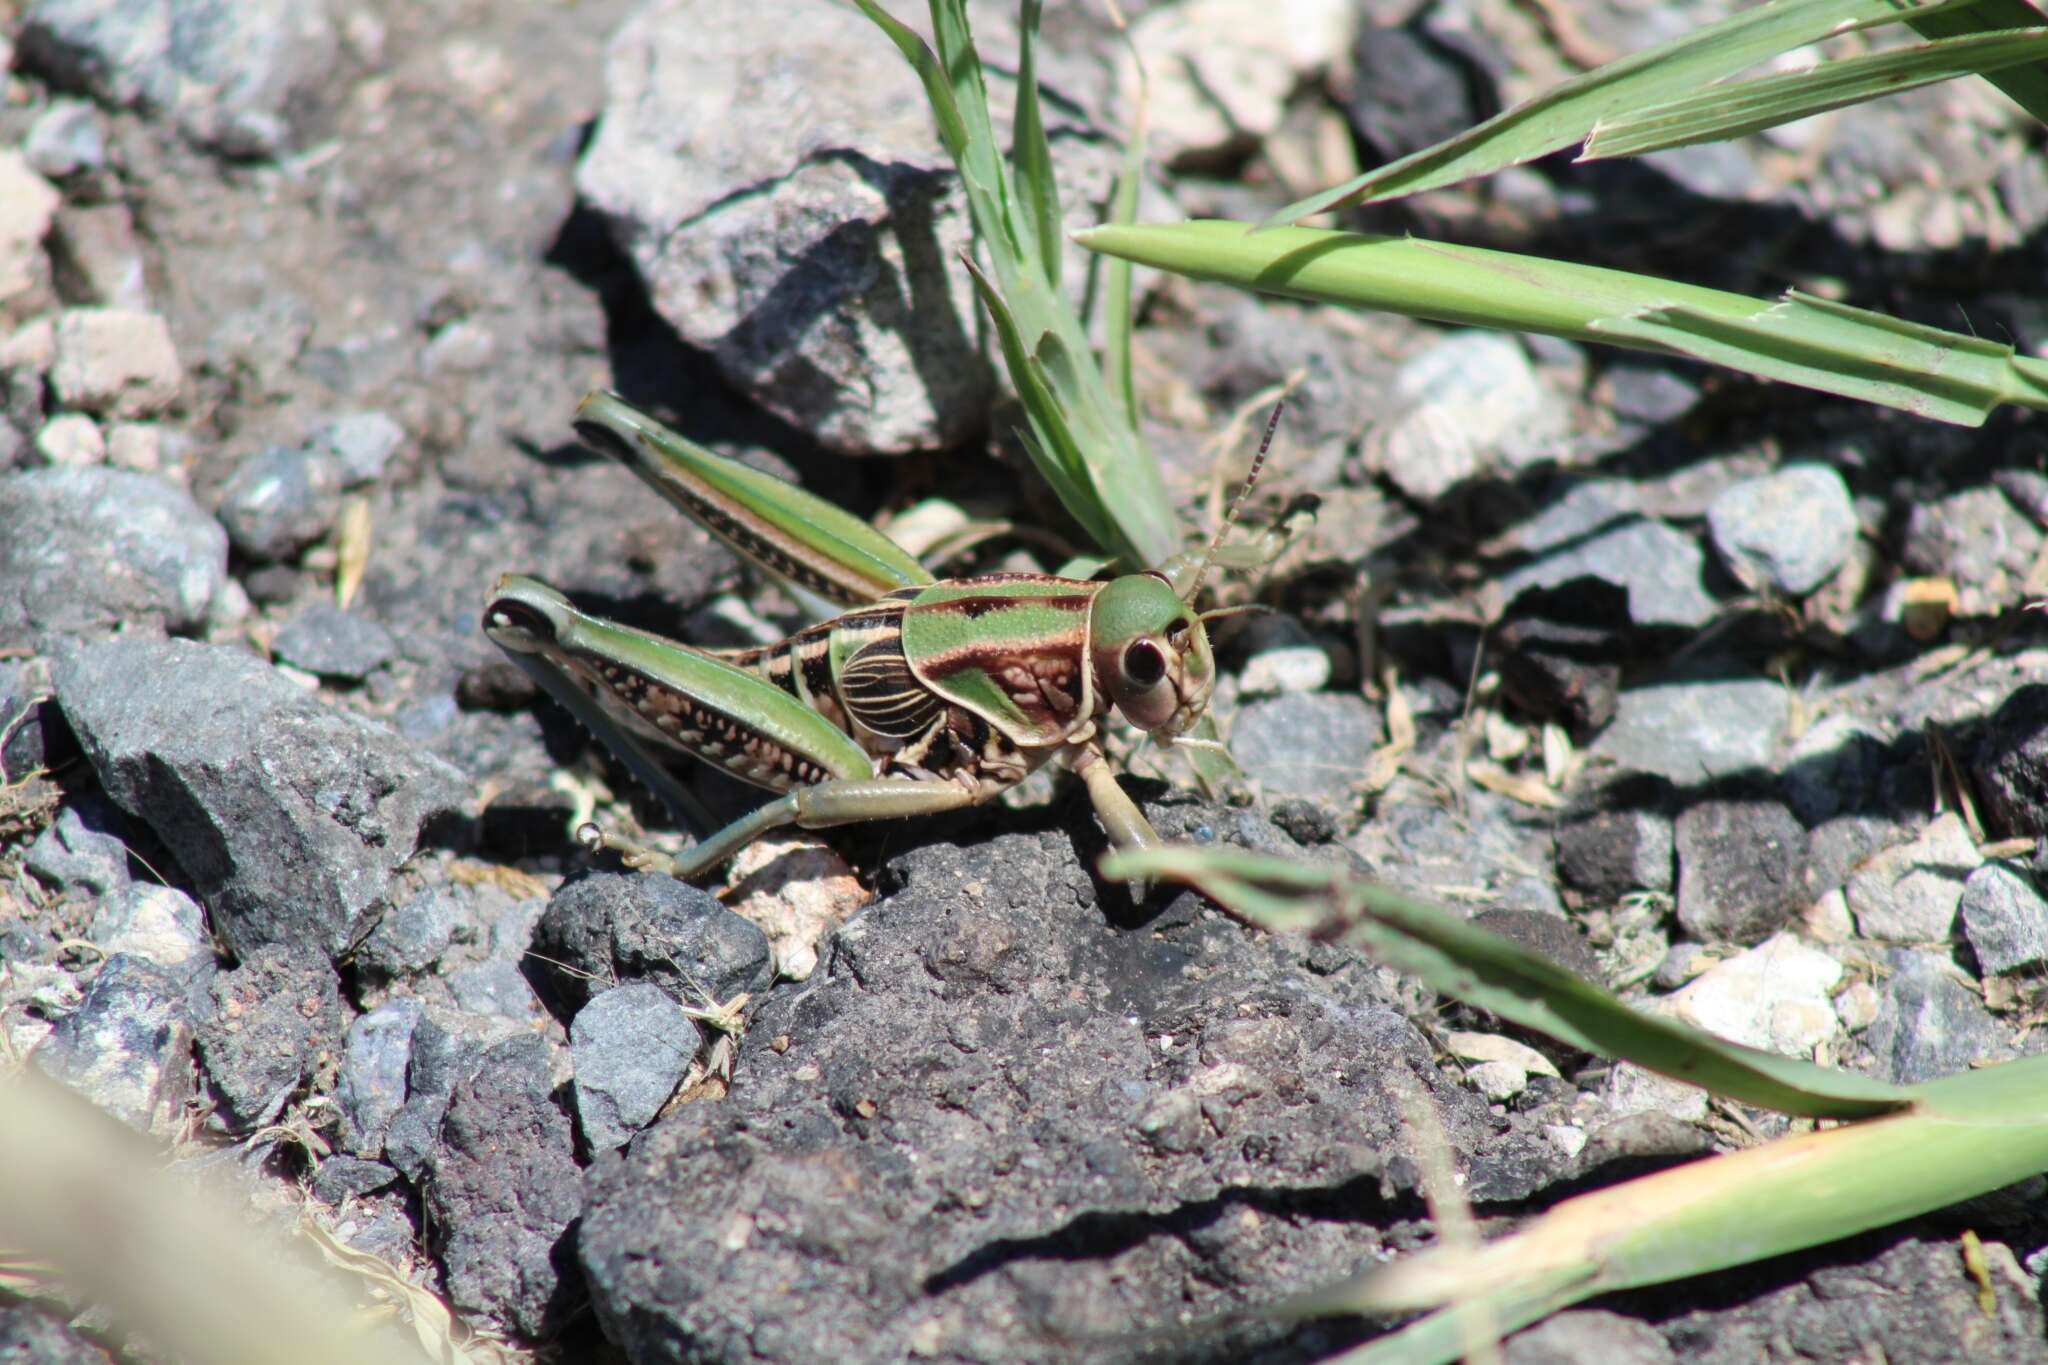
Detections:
1010,0,1062,290
1259,0,1991,224
1587,27,2048,158
1102,845,1912,1116
1076,220,2048,425
1305,1059,2048,1365
849,0,975,180
1904,0,2048,121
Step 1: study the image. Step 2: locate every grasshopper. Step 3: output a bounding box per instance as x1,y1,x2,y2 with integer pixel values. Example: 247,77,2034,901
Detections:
486,391,1273,882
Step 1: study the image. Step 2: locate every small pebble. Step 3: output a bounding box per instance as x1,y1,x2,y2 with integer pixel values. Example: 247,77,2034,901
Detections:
1705,464,1858,596
49,308,183,419
34,412,103,466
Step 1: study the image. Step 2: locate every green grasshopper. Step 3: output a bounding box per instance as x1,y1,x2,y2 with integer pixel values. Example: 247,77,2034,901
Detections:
485,391,1273,882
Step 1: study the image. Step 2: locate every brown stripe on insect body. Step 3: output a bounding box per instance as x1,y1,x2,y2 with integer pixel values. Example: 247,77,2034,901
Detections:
581,654,835,792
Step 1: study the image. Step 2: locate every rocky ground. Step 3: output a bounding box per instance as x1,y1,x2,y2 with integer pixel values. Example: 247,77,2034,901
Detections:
4,0,2048,1361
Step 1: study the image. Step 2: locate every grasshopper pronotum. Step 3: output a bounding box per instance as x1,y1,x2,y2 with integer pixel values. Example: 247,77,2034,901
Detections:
486,392,1273,882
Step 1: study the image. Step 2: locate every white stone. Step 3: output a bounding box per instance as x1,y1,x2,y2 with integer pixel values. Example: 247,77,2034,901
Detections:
1467,1059,1528,1102
1239,644,1331,695
91,885,207,968
1603,1060,1708,1122
1845,812,1981,943
35,412,105,467
50,308,183,418
1663,932,1843,1056
106,423,164,473
0,150,59,306
1124,0,1353,164
1,314,55,373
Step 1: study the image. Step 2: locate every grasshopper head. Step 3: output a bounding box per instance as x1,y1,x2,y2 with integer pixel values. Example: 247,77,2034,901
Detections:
1092,572,1214,741
483,574,576,654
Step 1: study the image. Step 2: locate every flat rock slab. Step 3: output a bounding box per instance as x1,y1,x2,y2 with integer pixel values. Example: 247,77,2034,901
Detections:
52,636,467,962
579,823,1538,1364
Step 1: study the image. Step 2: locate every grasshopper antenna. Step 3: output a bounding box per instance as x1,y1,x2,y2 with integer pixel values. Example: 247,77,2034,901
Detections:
1191,397,1284,600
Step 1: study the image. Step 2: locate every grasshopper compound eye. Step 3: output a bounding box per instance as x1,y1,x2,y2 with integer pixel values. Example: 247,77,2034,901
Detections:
1122,640,1166,687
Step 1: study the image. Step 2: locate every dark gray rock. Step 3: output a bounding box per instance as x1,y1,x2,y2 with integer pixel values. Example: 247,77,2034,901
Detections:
310,1154,400,1205
1651,1234,2045,1363
1959,863,2048,976
270,604,397,681
1674,800,1807,944
577,823,1517,1363
0,466,227,643
22,799,130,896
191,944,343,1132
1972,685,2048,838
17,0,339,159
1226,691,1380,802
571,982,700,1154
1499,519,1717,630
532,872,772,1012
32,953,193,1132
1471,907,1603,982
357,890,457,981
1781,716,1892,825
421,1032,581,1339
309,410,403,486
1705,464,1857,597
335,997,423,1158
1804,814,1899,900
1495,615,1622,737
1594,679,1789,785
1861,950,2010,1086
52,636,466,962
1556,810,1674,901
215,444,345,562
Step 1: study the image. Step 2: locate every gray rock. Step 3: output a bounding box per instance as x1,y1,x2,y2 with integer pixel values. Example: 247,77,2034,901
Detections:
1959,863,2048,975
0,466,228,642
1972,685,2048,838
1494,615,1622,737
270,604,397,681
1556,810,1674,901
1844,813,1979,944
1373,331,1573,501
52,636,467,962
309,411,403,486
1235,613,1333,696
214,444,345,562
23,96,106,179
421,1032,582,1338
32,953,193,1132
1901,485,2042,616
1862,949,2009,1085
0,1301,118,1363
1503,479,1641,556
1705,464,1857,596
23,800,130,896
578,0,1083,454
17,0,339,159
0,151,59,313
1594,679,1790,785
89,883,207,970
578,823,1520,1362
34,412,104,466
1805,814,1899,900
1500,518,1717,630
335,997,423,1158
357,890,457,981
1674,800,1808,944
191,944,343,1132
381,1011,481,1184
571,982,700,1154
1226,690,1380,802
445,958,548,1028
532,872,773,1013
